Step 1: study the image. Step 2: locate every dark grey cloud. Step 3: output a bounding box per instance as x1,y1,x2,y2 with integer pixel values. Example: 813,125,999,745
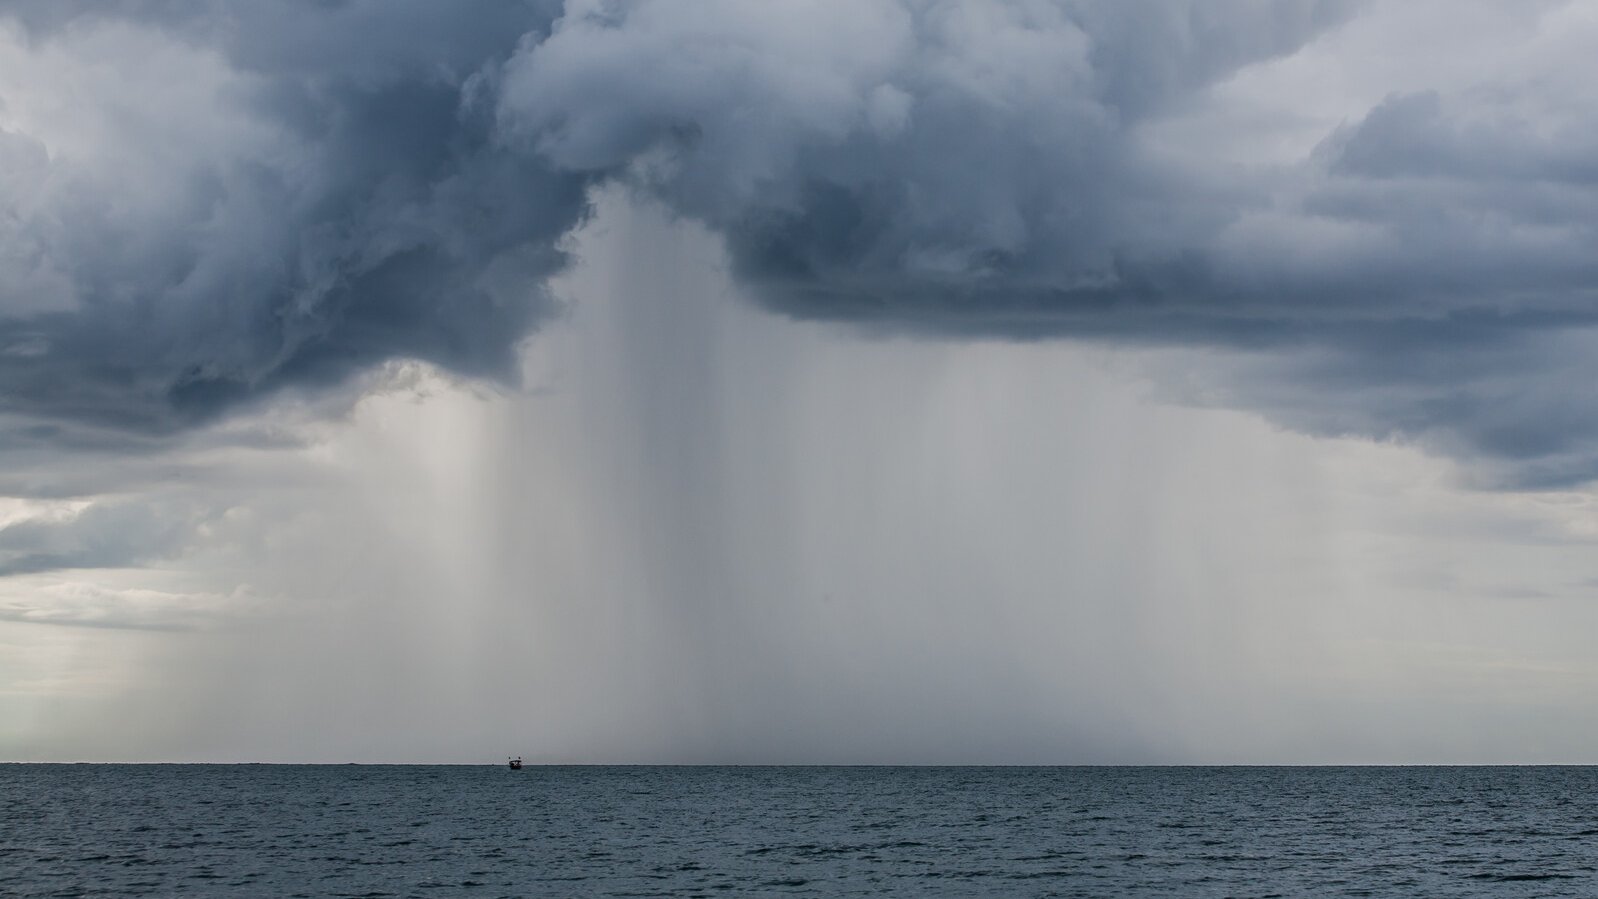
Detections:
1188,319,1598,489
492,0,1598,485
499,0,1358,301
3,0,1597,485
0,0,587,433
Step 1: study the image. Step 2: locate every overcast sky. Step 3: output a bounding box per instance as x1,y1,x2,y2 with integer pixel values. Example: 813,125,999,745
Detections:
3,0,1598,763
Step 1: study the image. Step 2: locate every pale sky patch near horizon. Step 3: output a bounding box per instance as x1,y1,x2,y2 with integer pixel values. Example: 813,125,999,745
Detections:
2,1,1598,763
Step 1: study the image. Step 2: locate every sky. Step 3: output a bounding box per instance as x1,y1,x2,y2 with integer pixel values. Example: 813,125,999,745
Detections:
1,0,1597,764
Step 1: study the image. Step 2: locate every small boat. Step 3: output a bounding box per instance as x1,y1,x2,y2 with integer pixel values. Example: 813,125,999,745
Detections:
508,757,523,770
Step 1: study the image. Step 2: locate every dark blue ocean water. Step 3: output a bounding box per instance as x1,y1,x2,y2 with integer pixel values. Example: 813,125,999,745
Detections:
3,765,1597,897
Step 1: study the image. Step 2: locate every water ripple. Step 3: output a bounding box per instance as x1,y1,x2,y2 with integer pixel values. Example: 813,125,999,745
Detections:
5,765,1598,897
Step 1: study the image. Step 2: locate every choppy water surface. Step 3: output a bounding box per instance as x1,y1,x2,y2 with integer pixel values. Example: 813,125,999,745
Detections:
4,765,1597,897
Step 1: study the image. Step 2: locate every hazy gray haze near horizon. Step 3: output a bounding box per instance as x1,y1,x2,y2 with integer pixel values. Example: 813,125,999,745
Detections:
3,1,1598,763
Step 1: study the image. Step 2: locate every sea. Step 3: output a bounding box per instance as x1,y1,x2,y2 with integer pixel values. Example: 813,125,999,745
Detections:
3,765,1596,897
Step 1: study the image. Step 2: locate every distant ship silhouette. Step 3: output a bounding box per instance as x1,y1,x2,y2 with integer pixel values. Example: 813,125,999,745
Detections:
508,757,523,770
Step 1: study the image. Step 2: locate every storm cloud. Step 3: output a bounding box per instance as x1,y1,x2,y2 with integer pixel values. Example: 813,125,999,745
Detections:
3,0,1598,484
0,0,585,432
